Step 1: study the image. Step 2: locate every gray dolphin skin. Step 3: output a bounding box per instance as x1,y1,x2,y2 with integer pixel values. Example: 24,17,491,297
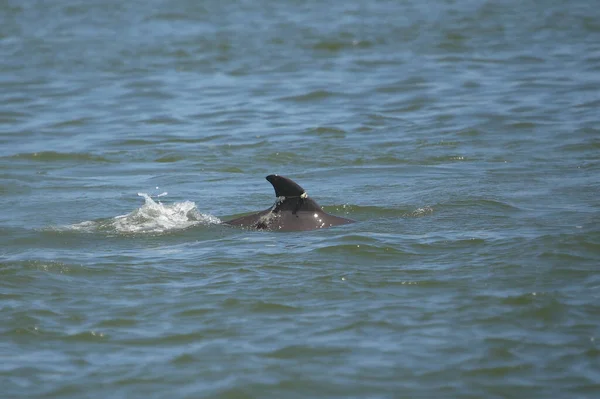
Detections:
225,175,355,231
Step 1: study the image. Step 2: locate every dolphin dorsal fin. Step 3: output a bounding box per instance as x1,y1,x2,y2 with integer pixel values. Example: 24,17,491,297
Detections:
265,175,322,213
266,175,307,198
225,175,355,230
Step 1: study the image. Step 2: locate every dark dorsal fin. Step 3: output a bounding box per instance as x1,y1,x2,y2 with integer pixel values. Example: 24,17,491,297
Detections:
266,175,306,198
266,175,323,213
225,174,355,230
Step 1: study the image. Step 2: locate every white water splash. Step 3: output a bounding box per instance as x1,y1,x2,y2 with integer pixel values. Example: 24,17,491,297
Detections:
404,207,434,217
68,193,221,234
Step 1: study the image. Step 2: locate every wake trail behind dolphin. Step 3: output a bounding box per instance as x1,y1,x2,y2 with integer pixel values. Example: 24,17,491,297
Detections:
67,193,221,234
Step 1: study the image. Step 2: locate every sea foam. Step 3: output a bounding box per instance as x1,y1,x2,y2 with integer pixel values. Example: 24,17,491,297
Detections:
68,193,221,234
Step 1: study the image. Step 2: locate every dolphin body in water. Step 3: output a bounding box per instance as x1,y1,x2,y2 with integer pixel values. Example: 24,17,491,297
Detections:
225,175,355,231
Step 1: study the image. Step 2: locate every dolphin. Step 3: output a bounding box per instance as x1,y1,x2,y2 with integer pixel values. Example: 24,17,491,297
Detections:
225,175,355,231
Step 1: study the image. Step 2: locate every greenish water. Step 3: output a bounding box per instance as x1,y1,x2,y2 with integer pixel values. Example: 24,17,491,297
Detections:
1,0,599,397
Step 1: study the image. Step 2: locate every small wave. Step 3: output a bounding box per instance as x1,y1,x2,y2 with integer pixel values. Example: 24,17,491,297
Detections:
312,38,373,51
7,151,110,163
404,207,434,217
324,204,433,218
315,243,408,258
435,198,520,213
304,126,347,138
68,193,221,234
280,90,338,102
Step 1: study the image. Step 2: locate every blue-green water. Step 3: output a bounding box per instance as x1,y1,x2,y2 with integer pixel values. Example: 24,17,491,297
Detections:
1,0,599,397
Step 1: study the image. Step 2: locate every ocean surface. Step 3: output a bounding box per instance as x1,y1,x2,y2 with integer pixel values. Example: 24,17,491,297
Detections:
1,0,599,397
